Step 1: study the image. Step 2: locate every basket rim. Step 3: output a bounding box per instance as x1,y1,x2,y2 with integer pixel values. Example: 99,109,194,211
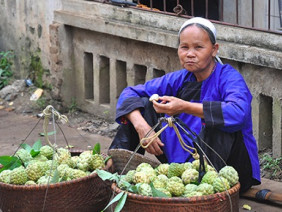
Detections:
108,149,160,164
0,153,113,191
111,182,240,203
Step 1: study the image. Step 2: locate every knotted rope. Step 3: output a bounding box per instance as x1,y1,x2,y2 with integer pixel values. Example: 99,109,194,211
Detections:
42,105,68,148
140,117,199,160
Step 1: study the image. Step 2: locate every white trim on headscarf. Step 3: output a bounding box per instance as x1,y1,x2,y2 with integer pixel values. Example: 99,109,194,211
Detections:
178,17,216,39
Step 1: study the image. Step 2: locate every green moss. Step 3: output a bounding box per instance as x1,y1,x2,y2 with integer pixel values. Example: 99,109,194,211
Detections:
29,53,51,90
0,50,14,89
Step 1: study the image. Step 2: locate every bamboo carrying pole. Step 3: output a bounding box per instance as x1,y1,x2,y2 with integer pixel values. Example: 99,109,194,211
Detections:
241,188,282,204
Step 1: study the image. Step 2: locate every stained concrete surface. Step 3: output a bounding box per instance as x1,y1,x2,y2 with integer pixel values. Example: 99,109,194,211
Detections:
0,109,281,212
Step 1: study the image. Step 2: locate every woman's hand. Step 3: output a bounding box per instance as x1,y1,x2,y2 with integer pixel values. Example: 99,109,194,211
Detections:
136,124,164,156
152,96,186,116
152,96,204,118
126,110,164,156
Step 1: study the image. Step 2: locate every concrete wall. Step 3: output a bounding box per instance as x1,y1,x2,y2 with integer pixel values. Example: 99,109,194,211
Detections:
0,0,282,157
0,0,62,79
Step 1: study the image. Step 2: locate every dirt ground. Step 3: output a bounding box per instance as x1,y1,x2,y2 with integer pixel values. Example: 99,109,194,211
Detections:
1,85,282,211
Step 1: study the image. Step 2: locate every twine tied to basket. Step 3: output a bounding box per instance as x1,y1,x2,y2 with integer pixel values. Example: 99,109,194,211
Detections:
140,116,199,160
42,105,69,148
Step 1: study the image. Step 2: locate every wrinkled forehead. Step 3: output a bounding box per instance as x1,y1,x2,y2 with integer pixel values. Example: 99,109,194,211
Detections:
179,23,216,44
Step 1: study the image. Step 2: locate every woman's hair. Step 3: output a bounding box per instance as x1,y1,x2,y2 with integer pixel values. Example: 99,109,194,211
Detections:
178,23,216,45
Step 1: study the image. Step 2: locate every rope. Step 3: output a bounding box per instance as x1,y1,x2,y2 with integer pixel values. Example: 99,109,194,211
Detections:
42,105,69,148
140,117,199,159
41,105,70,212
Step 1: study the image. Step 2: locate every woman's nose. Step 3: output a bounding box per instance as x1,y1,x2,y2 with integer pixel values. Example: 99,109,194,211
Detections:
186,49,195,57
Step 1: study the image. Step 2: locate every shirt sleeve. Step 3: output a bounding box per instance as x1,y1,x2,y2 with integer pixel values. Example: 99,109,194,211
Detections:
203,67,252,132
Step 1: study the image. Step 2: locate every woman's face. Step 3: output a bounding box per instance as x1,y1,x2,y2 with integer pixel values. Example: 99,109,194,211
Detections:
178,25,218,81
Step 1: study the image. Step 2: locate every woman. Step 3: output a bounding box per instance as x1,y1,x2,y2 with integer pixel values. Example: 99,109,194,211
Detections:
110,17,261,192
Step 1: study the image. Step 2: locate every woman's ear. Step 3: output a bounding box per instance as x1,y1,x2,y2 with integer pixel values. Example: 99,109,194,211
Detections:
212,43,219,57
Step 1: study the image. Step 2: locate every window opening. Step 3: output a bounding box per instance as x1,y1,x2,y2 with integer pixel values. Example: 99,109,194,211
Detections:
84,52,94,100
99,56,110,104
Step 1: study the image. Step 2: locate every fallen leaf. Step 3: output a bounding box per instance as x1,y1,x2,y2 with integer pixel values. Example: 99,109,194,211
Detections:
5,107,15,112
242,204,251,210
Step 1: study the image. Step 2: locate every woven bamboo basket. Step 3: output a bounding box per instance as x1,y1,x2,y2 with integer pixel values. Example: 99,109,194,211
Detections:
108,149,240,212
0,150,114,212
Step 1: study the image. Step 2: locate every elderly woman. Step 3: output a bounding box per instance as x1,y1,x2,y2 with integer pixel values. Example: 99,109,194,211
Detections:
110,17,261,192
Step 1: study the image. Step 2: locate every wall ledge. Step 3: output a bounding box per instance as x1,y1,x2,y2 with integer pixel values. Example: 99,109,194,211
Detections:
55,0,282,70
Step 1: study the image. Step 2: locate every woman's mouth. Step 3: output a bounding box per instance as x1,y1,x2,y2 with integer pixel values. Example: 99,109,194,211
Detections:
185,61,195,65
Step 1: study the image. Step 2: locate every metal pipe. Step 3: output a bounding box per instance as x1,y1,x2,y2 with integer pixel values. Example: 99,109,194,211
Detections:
268,0,271,30
219,0,223,21
206,0,209,18
252,0,254,27
279,0,282,27
191,0,194,16
236,0,239,25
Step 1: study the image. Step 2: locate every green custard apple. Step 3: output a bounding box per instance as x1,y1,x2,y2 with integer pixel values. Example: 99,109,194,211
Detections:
140,167,157,182
69,156,80,168
156,163,169,176
68,168,88,180
183,184,198,196
40,145,55,159
166,181,185,197
201,170,218,185
32,154,48,162
156,174,168,184
37,175,51,185
152,178,166,189
167,163,184,178
0,169,12,184
136,163,153,172
219,165,239,187
90,154,105,171
26,161,48,181
25,180,37,185
207,164,216,172
183,162,193,170
54,148,71,164
183,191,203,198
57,164,71,178
138,183,153,196
124,170,136,183
181,168,199,185
213,176,230,193
14,149,32,164
196,183,214,195
167,176,183,184
133,171,150,184
10,166,28,185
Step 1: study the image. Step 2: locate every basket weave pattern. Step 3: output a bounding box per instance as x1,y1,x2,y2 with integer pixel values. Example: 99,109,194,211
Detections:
0,151,114,212
108,149,240,212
